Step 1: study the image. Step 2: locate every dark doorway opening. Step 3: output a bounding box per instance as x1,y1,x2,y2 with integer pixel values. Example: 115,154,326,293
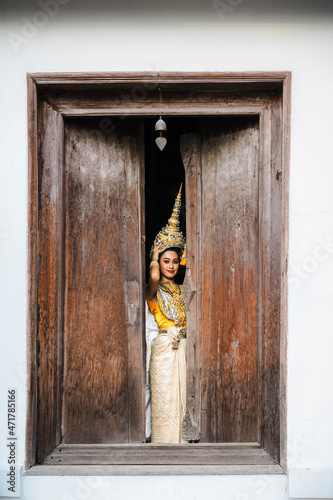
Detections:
144,115,259,284
144,117,192,284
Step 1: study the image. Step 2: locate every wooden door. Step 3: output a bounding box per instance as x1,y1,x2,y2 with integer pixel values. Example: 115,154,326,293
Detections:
182,117,263,444
200,117,260,443
61,118,145,444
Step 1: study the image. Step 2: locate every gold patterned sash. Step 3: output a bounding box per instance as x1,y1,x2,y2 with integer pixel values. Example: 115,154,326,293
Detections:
159,327,186,350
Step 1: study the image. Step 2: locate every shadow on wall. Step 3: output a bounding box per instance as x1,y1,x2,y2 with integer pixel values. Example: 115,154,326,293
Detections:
1,0,333,23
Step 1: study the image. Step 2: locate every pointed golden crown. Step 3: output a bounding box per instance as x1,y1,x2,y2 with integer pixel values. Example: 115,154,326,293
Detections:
151,183,186,256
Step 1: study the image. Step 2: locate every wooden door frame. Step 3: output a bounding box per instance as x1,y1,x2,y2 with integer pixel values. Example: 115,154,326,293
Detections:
26,71,290,475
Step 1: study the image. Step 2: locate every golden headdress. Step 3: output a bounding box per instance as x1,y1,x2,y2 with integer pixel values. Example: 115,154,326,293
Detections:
151,183,186,262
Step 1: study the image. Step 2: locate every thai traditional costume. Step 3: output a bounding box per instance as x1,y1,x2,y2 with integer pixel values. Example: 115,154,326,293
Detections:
146,282,187,443
146,184,187,443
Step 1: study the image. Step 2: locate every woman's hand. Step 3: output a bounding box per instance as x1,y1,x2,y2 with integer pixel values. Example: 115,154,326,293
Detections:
152,240,162,262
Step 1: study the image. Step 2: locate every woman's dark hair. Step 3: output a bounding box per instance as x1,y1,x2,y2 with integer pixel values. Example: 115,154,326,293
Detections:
158,246,182,262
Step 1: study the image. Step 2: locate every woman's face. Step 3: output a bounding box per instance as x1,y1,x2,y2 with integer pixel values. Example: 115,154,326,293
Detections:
159,250,180,282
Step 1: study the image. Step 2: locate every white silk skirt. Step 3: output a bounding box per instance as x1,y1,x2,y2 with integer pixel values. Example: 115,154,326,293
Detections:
149,326,186,443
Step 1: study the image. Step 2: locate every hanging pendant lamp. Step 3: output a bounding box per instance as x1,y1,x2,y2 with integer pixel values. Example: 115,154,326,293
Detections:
155,116,167,151
155,87,167,151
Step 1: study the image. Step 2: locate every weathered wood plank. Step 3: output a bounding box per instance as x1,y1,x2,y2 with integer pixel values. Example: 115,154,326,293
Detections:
124,122,146,442
44,454,275,466
36,100,63,462
180,133,202,442
31,71,290,86
26,74,38,470
62,118,144,444
201,117,260,443
26,464,285,476
42,442,276,466
36,76,280,116
258,98,283,462
47,442,262,451
61,105,267,117
43,442,266,453
279,74,291,469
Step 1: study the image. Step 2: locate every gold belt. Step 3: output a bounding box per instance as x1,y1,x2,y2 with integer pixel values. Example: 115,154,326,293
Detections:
159,327,186,349
159,327,186,337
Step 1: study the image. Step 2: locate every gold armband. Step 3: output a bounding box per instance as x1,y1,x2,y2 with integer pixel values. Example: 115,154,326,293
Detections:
150,260,159,268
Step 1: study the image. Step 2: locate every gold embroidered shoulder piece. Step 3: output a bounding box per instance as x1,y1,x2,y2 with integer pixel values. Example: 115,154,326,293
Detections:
157,282,186,327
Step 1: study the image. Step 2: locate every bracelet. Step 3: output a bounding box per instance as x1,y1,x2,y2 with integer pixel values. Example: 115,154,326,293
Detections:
150,260,159,268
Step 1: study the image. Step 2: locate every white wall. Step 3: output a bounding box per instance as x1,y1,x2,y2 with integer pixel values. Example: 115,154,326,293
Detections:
0,1,333,498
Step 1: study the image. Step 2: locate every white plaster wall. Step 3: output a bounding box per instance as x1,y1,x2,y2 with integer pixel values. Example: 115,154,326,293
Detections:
0,1,332,498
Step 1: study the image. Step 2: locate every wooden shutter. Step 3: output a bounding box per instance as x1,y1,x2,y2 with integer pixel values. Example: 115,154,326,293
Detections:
200,117,260,443
182,114,282,458
36,101,64,462
181,134,202,442
181,118,266,444
62,118,145,444
36,114,145,459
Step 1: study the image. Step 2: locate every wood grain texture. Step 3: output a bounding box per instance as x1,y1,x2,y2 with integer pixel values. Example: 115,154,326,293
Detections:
36,100,64,462
180,134,202,441
279,74,291,469
38,88,272,117
43,443,276,466
62,118,144,444
26,463,285,476
32,73,284,117
201,117,260,443
61,105,267,118
31,71,290,87
26,75,38,470
258,98,283,461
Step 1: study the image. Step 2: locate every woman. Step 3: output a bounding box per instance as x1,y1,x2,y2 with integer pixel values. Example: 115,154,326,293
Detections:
145,185,187,443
